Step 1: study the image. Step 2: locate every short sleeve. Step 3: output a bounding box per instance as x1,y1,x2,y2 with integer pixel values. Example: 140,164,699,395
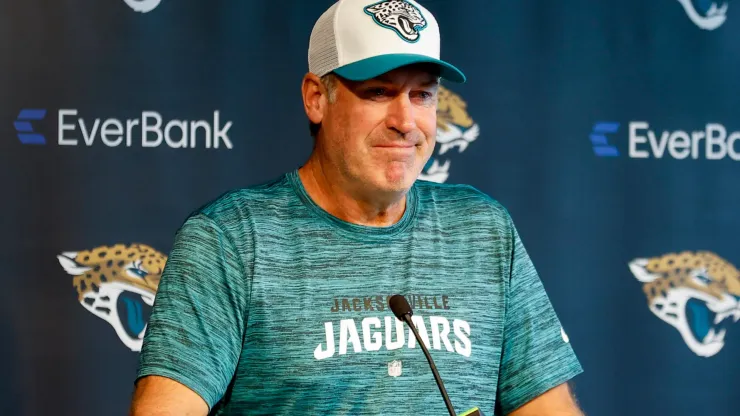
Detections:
496,215,583,414
136,213,250,410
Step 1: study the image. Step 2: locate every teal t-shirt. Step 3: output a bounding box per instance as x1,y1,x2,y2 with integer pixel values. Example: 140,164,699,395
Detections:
136,170,583,415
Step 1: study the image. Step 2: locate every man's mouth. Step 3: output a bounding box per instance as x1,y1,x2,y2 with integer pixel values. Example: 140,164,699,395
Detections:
376,144,415,148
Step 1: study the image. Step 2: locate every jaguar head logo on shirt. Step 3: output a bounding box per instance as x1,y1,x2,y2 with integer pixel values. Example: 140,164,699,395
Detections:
628,250,740,357
420,86,480,183
57,243,166,351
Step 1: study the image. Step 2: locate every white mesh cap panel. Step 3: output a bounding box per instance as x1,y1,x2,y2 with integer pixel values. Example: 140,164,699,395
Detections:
308,2,340,77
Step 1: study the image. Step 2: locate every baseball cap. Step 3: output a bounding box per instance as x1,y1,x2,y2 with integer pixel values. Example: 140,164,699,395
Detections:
308,0,466,83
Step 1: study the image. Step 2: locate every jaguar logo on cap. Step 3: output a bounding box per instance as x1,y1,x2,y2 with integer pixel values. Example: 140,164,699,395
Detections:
364,0,428,42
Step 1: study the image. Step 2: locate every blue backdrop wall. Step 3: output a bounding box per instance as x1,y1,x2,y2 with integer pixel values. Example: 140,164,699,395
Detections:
1,0,739,415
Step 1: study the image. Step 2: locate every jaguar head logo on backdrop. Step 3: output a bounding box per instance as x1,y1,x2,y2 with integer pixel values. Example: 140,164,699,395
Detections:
123,0,162,13
676,0,729,30
419,86,480,183
57,244,166,351
629,251,740,357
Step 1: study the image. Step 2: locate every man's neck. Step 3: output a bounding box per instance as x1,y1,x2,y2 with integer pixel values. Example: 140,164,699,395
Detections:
297,158,407,227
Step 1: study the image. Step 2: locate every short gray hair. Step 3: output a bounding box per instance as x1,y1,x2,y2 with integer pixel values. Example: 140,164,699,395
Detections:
321,73,338,103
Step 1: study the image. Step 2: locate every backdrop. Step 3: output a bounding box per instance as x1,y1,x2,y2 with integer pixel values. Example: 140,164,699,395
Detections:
2,0,739,415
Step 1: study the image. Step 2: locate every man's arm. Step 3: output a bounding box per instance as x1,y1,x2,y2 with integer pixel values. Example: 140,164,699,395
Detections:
494,211,584,414
129,375,209,416
131,213,251,414
507,382,584,416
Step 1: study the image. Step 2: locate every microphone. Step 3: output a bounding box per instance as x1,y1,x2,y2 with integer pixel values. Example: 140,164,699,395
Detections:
389,294,457,416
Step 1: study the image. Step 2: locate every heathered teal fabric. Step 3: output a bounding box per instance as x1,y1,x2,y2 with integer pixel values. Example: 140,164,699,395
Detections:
136,170,583,415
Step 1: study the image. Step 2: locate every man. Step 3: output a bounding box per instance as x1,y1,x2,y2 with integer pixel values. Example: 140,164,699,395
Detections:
130,0,584,415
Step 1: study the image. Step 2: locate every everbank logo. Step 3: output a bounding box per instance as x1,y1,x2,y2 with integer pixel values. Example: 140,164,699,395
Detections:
15,109,234,149
590,121,740,161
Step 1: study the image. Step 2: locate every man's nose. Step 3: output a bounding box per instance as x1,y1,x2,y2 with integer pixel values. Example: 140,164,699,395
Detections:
385,94,417,136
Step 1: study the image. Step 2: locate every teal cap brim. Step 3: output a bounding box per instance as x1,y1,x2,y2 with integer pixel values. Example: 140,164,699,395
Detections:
332,53,466,83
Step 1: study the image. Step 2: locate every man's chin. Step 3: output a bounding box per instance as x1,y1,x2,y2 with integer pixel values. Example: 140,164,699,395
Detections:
377,169,417,193
349,162,421,195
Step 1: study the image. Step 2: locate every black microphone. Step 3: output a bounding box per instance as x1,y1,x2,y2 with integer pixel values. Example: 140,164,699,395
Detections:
389,294,457,416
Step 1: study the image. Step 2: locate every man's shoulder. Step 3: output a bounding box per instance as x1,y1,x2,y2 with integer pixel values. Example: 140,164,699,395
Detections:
414,179,511,223
186,173,295,226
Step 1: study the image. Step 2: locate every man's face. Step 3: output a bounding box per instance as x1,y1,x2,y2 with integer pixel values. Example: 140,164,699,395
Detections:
318,65,439,195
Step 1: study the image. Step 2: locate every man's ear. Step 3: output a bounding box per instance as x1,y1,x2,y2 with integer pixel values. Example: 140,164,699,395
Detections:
302,73,325,126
